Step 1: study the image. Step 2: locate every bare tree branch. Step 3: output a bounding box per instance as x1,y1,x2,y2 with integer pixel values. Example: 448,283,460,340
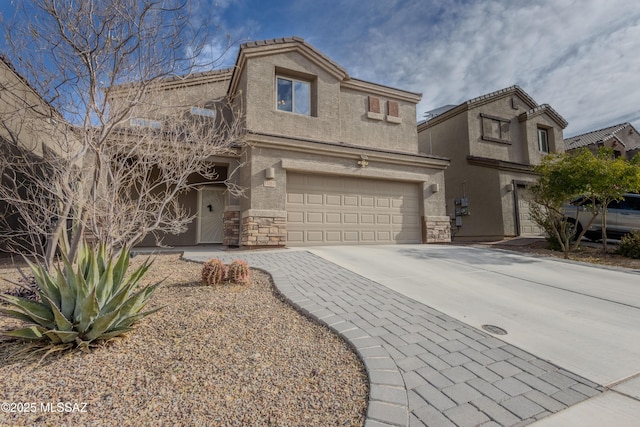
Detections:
0,0,246,268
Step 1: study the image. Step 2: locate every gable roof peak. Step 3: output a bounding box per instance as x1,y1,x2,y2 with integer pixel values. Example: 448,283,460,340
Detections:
240,36,305,49
465,85,536,108
229,36,349,95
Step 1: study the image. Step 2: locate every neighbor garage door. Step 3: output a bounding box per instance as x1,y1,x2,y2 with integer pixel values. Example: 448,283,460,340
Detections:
286,173,421,245
516,184,545,236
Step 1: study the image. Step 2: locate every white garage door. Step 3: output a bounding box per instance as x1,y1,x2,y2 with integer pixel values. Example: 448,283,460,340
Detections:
516,184,545,236
286,173,422,245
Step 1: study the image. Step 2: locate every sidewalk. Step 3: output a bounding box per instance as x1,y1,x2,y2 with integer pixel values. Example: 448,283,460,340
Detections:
182,248,604,427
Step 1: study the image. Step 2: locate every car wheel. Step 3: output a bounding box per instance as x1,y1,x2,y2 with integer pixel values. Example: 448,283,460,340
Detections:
567,219,582,241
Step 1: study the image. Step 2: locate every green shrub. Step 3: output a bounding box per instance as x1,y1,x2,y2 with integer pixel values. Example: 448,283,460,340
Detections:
227,259,250,285
617,230,640,259
545,234,563,251
0,242,160,349
201,258,226,286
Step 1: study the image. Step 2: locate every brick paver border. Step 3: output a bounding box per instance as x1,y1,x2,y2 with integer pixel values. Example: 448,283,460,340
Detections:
186,250,604,427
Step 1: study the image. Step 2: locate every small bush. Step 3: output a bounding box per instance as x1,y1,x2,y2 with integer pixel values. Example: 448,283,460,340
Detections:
545,234,563,251
617,230,640,259
227,260,250,285
201,259,226,286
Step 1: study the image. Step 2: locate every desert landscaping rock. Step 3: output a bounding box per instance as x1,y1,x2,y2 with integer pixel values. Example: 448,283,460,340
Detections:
0,255,367,426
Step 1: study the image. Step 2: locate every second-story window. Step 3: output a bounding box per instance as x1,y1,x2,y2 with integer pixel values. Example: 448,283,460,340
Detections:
537,128,549,153
277,76,310,115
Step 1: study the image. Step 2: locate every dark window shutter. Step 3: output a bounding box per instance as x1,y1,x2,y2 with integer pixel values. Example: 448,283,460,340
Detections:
387,100,399,117
368,96,380,113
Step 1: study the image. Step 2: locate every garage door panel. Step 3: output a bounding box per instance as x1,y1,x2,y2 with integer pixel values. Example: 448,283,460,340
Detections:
377,231,391,240
286,173,421,245
344,231,359,242
377,214,391,224
361,214,375,224
344,196,358,206
287,193,304,204
361,231,375,241
326,195,341,205
288,230,304,243
326,213,341,223
307,194,323,204
361,197,374,207
307,231,323,242
344,213,358,224
306,212,323,223
376,198,390,208
326,231,341,242
288,212,304,223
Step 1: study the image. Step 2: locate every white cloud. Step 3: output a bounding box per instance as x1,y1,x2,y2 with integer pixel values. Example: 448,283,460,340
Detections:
300,0,640,136
210,0,640,136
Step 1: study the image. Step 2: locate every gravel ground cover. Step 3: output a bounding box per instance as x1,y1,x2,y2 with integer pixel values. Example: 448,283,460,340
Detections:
0,254,367,427
480,239,640,270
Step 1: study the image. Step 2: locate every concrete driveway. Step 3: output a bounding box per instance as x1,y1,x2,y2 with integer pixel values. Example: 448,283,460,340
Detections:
307,244,640,389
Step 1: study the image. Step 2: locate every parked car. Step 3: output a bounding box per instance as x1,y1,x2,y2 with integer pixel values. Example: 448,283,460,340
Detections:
564,193,640,241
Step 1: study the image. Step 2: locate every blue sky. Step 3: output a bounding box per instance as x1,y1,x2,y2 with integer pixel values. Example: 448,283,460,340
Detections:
2,0,639,137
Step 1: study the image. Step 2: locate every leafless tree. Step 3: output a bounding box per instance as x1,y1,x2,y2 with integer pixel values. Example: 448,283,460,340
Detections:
0,0,246,269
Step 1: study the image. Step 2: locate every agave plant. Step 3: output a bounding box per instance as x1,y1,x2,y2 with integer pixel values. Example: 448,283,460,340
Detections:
0,242,161,349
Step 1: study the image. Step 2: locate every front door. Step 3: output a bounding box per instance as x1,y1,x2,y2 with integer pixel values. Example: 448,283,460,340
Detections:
198,188,225,243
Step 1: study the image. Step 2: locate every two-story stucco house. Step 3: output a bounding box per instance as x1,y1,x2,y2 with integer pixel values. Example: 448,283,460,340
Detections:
123,37,452,248
565,122,640,160
418,86,568,241
0,56,72,253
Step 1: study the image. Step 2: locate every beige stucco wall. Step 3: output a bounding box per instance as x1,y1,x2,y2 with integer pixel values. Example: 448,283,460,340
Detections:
338,87,419,152
467,96,527,163
241,52,342,142
0,60,71,158
419,90,565,241
239,50,419,153
109,72,232,122
244,141,447,217
447,165,503,240
521,113,565,165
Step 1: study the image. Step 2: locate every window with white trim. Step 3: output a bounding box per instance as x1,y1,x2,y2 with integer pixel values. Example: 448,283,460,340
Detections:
537,128,549,153
276,76,310,115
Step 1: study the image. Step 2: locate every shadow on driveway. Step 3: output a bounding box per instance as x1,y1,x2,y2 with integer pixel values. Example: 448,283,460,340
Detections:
396,245,543,266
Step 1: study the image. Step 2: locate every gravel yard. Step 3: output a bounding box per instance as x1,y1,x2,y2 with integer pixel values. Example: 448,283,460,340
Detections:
0,254,367,427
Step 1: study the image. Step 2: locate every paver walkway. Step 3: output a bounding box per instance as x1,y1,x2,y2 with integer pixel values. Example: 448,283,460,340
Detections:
185,250,604,427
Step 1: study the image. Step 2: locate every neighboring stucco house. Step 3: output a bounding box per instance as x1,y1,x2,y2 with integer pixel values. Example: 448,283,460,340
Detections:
0,56,70,254
418,85,568,241
117,37,451,248
564,122,640,160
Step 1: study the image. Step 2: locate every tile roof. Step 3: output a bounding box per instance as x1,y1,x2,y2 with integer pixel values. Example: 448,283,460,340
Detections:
238,36,348,78
465,85,537,109
564,122,634,150
518,103,568,129
420,85,568,129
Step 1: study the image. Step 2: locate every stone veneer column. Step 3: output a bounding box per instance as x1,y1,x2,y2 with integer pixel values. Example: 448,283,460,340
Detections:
223,206,241,247
241,209,287,247
424,216,451,243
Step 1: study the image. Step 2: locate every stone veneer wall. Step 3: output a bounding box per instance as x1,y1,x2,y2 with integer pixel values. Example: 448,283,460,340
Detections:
424,216,451,243
223,207,241,247
240,209,286,247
